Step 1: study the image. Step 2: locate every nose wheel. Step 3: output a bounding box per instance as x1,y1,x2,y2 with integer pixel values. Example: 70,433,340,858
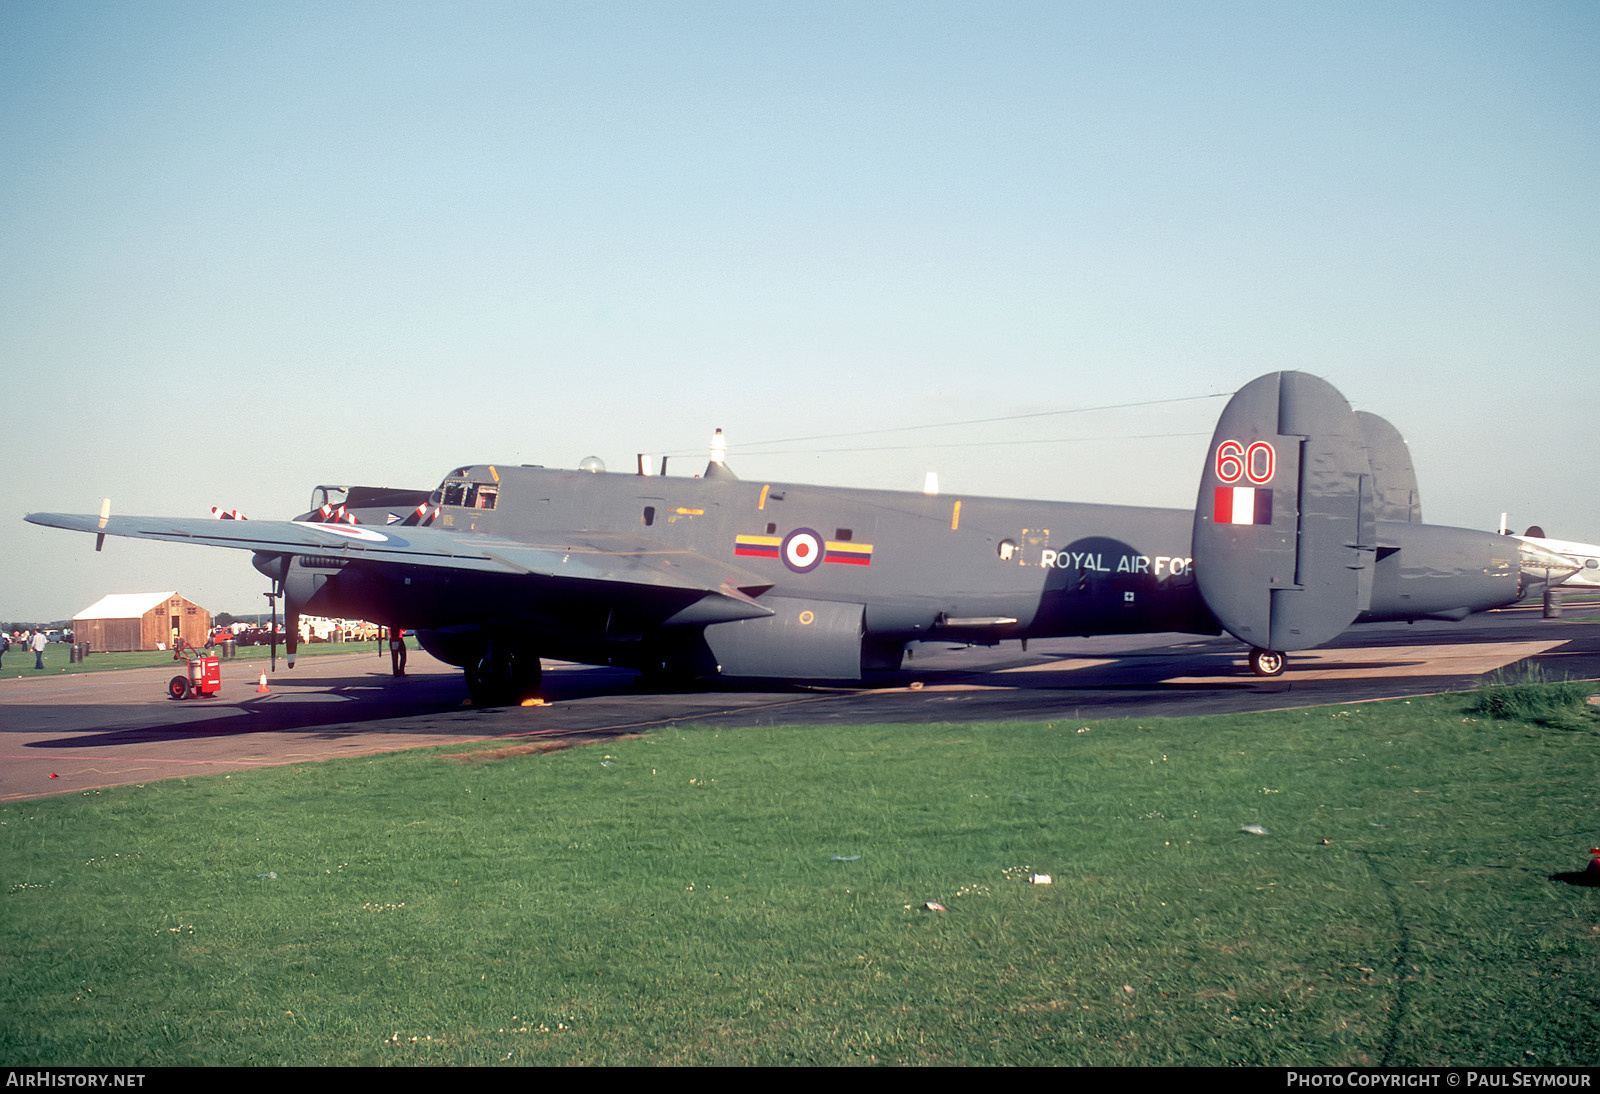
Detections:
1248,648,1286,677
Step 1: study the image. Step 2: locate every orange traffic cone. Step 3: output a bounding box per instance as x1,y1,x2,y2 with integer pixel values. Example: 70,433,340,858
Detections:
256,672,270,694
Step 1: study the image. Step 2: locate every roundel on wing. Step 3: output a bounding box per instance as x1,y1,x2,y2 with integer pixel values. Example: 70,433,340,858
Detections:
781,528,824,573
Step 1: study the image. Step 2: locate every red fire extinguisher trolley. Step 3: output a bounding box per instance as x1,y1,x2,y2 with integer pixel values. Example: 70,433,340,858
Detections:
168,654,222,700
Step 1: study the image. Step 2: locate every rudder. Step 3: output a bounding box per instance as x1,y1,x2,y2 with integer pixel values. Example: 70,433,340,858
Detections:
1193,372,1377,653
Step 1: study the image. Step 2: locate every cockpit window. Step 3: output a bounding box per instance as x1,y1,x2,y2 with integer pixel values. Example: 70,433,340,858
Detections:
441,480,498,510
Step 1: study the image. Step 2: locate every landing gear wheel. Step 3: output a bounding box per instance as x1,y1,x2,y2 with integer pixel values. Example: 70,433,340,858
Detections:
168,675,192,700
466,646,543,706
1249,648,1286,677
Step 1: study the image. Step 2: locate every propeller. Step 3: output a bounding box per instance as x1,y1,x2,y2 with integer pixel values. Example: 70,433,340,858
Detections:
251,554,299,671
403,499,441,526
285,590,299,669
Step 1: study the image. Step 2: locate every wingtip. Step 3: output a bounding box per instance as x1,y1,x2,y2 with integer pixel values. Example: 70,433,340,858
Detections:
24,512,75,529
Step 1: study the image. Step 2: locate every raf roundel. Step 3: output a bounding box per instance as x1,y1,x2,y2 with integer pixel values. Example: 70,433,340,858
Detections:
305,523,391,543
781,528,825,574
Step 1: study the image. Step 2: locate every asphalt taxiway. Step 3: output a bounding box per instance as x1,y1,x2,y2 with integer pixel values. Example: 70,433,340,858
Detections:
3,606,1597,802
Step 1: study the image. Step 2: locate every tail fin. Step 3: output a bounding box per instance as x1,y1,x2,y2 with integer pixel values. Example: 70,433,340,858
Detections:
1356,411,1421,523
1193,372,1377,652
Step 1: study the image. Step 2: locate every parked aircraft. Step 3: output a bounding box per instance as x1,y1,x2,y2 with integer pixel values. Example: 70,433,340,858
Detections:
1499,517,1600,591
25,372,1578,704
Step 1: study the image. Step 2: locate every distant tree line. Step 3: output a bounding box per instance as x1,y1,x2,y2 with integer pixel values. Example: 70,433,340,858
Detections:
2,620,70,634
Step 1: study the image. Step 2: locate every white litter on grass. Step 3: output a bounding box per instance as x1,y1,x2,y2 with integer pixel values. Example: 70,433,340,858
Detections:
1029,873,1052,885
1241,825,1268,836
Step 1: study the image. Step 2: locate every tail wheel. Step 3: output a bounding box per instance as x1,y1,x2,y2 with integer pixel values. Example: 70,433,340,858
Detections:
1248,648,1286,677
168,675,192,700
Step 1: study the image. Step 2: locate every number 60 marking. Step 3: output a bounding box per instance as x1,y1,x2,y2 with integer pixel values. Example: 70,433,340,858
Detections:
1215,439,1275,485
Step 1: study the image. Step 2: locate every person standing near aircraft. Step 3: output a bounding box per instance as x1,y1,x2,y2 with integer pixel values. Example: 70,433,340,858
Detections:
390,625,407,677
31,629,48,670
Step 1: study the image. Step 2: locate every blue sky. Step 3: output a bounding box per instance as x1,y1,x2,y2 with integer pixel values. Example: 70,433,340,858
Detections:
3,1,1596,622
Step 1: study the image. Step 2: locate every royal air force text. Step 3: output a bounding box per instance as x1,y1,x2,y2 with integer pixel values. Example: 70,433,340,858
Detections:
1036,550,1193,577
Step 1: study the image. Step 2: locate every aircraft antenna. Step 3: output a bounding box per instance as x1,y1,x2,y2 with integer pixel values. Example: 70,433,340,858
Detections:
728,392,1230,453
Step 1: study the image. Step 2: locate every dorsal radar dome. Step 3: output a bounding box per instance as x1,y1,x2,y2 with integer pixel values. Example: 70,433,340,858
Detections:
578,456,606,474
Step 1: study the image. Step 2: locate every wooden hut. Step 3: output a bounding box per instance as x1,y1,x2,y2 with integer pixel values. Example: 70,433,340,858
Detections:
72,592,212,652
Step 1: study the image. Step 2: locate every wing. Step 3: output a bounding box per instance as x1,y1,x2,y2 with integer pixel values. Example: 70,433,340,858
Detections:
25,512,776,620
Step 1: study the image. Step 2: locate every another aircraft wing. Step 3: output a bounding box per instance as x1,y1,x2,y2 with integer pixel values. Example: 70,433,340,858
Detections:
23,512,776,608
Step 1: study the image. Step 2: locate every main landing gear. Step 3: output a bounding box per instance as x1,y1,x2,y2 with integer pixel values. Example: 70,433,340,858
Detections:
465,642,543,707
1248,648,1287,677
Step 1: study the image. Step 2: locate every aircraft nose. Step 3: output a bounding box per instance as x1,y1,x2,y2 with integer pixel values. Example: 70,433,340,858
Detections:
1516,539,1583,594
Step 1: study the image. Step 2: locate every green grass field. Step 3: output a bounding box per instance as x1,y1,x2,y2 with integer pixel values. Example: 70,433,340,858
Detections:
3,686,1596,1065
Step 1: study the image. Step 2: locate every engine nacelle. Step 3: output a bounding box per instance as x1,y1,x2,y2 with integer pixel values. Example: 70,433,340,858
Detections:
700,597,872,680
